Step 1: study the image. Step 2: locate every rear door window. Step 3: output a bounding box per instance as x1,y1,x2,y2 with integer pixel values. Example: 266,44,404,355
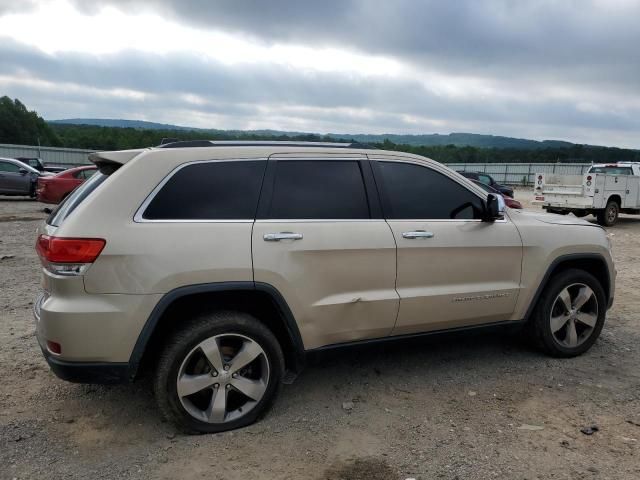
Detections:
265,160,370,219
142,160,266,220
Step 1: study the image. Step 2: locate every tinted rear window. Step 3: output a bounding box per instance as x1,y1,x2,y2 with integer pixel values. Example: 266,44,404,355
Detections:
266,160,370,219
48,172,107,226
142,160,266,220
588,166,633,175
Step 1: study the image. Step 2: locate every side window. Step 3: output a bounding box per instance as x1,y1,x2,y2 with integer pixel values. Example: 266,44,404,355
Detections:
143,160,266,220
377,161,484,220
0,162,20,173
478,174,493,186
267,160,370,219
588,166,633,175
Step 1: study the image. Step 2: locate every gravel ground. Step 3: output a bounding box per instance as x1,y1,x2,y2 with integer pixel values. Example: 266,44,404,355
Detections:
1,189,639,480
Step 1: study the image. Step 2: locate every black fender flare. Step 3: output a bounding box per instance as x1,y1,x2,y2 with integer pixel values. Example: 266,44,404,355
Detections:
127,281,305,379
523,253,612,322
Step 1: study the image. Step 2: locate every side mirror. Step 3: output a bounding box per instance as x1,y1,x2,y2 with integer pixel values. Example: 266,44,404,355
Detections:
19,168,28,175
484,193,505,221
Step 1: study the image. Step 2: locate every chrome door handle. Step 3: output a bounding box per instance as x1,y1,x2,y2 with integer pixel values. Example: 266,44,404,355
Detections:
402,230,434,239
263,232,304,242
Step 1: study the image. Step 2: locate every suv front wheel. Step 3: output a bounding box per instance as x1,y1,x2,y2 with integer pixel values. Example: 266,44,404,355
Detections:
530,269,606,357
154,311,284,433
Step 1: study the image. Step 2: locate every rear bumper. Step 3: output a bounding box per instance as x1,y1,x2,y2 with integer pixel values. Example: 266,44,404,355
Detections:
41,348,131,384
534,194,595,209
33,275,162,384
34,292,132,383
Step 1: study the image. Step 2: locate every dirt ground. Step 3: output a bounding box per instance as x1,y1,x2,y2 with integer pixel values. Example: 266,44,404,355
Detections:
1,188,639,480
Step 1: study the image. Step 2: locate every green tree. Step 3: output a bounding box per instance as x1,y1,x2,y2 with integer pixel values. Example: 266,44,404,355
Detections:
0,96,61,146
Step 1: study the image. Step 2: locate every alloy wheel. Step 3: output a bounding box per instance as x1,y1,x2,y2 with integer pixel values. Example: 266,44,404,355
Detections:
550,283,599,348
176,334,270,424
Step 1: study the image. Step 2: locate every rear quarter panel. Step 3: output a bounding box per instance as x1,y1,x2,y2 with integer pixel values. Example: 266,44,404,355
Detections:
52,149,261,294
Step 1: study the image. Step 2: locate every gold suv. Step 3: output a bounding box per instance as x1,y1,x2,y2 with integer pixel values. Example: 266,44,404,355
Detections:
34,141,615,433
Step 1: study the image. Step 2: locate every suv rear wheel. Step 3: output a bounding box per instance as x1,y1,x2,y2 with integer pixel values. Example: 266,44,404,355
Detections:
154,311,284,433
529,269,606,357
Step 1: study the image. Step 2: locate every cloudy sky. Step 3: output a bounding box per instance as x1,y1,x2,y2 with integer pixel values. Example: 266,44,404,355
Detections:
0,0,639,147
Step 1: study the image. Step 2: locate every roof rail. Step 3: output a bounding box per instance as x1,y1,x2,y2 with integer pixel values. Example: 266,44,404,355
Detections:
157,140,376,149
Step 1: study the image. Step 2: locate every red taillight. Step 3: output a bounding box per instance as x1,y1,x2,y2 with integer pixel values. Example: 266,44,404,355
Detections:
36,235,105,264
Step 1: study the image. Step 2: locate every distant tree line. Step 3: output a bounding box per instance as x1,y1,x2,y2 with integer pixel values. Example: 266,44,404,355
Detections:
1,95,638,164
375,139,640,164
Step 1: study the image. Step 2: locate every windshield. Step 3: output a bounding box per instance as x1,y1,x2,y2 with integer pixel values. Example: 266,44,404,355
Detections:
588,166,633,175
47,171,107,226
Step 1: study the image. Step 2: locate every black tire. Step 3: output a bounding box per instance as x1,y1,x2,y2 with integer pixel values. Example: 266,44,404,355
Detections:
596,200,619,227
154,311,284,434
529,269,606,357
573,210,589,218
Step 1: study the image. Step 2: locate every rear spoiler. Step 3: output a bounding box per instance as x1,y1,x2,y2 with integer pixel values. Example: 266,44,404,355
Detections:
88,149,147,174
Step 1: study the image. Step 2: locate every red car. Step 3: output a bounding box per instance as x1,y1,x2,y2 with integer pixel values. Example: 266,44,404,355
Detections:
471,179,523,209
36,165,97,204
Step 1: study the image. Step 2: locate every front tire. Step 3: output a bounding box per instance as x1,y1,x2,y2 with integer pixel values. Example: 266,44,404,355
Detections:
529,269,606,357
154,311,284,434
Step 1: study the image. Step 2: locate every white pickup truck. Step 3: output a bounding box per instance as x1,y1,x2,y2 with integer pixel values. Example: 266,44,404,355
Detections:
533,162,640,226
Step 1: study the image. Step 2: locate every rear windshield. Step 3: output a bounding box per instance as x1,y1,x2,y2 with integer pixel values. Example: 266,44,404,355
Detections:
588,166,633,175
47,171,107,226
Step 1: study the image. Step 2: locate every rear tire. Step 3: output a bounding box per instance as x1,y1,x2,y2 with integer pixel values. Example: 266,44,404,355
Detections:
529,269,606,357
154,311,284,434
597,200,619,226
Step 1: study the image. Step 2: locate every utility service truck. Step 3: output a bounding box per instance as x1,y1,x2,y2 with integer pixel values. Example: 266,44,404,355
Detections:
533,162,640,226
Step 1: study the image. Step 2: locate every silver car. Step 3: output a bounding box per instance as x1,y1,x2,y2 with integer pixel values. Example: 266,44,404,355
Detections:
0,157,49,196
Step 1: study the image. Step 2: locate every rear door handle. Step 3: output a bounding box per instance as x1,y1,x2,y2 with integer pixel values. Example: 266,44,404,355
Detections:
263,232,304,242
402,230,434,239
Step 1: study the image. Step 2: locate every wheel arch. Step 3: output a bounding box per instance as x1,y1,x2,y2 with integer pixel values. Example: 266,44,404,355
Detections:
129,282,305,381
606,194,621,206
524,253,611,322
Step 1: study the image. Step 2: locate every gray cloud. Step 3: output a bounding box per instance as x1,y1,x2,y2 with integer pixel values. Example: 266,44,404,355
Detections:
1,39,638,143
71,0,640,93
1,1,640,147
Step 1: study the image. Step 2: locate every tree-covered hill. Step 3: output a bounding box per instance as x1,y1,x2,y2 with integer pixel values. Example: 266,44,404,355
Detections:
51,118,576,149
2,96,639,164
